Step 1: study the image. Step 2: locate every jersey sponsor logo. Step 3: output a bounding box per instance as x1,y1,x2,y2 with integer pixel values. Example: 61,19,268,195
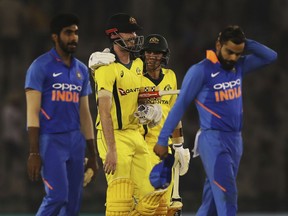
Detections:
213,79,241,102
53,72,63,77
51,90,79,102
213,79,240,90
118,87,140,96
52,83,82,92
215,86,241,102
51,83,82,102
146,98,169,104
143,86,157,92
118,88,127,95
211,71,220,78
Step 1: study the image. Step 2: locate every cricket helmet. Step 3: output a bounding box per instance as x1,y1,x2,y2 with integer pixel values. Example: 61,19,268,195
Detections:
105,13,142,35
105,13,144,52
141,34,170,65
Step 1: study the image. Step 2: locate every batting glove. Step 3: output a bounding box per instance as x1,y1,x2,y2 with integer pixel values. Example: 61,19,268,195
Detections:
134,104,162,127
173,144,191,176
88,48,115,70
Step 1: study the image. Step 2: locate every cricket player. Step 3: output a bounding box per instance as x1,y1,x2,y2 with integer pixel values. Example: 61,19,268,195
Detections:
25,13,98,216
154,25,277,216
90,13,165,215
135,34,190,215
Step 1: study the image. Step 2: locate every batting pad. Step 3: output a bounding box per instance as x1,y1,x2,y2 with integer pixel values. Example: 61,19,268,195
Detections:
128,189,167,216
167,201,183,216
106,178,135,215
154,197,168,215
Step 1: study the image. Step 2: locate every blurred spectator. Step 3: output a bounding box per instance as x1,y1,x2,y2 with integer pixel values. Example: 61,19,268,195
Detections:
26,2,50,59
0,90,26,197
0,0,27,95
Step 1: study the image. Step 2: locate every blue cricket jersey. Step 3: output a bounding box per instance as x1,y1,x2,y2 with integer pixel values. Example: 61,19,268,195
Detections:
158,39,277,146
25,48,92,134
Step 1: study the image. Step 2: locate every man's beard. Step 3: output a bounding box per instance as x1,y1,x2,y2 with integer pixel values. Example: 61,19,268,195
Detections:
217,52,236,71
58,38,77,54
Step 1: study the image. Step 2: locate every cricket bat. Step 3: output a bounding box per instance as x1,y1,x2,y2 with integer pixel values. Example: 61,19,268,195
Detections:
138,89,180,99
171,162,183,216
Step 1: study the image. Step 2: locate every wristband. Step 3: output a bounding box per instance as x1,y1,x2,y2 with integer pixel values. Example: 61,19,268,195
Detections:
29,152,40,156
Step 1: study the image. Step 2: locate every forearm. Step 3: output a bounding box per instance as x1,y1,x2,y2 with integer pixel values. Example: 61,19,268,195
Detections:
245,39,277,63
80,112,95,140
171,121,184,144
82,117,97,157
158,105,183,146
27,127,40,153
27,114,40,153
100,112,116,151
26,90,41,154
158,67,203,146
86,139,97,157
80,96,94,140
98,93,116,151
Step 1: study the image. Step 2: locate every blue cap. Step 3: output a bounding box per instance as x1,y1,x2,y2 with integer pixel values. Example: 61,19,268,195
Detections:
149,154,174,189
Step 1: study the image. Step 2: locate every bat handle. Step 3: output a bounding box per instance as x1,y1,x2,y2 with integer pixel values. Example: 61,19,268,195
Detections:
175,210,182,216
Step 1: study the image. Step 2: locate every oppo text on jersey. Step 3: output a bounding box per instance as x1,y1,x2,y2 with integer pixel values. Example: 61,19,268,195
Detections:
51,83,82,103
53,83,82,92
213,79,241,90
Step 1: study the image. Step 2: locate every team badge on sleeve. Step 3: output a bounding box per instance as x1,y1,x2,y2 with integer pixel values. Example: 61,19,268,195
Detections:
76,71,82,80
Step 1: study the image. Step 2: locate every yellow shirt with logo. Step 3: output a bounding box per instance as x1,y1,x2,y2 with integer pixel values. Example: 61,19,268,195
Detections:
140,68,178,144
94,58,143,130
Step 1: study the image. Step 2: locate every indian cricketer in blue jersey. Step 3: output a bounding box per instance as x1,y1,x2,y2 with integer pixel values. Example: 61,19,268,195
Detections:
154,25,277,216
25,13,99,216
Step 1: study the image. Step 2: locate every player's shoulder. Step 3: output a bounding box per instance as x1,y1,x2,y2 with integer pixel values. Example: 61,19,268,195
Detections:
185,59,214,82
33,51,51,64
74,58,87,68
187,59,205,73
95,62,118,78
162,68,177,80
74,58,89,73
190,58,215,72
28,51,52,72
133,57,144,67
162,67,175,75
134,57,143,63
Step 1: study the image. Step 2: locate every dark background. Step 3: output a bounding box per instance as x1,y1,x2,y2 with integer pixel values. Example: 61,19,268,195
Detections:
0,0,287,214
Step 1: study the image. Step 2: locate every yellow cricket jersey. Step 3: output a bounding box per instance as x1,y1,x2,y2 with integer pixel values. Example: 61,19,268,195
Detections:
140,68,178,144
94,58,144,130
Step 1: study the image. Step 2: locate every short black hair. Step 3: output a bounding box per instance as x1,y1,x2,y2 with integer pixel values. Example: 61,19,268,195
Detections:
218,25,246,45
50,13,79,35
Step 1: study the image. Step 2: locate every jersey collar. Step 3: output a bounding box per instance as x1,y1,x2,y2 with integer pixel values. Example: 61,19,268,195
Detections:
144,69,164,86
206,50,219,64
49,48,75,65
